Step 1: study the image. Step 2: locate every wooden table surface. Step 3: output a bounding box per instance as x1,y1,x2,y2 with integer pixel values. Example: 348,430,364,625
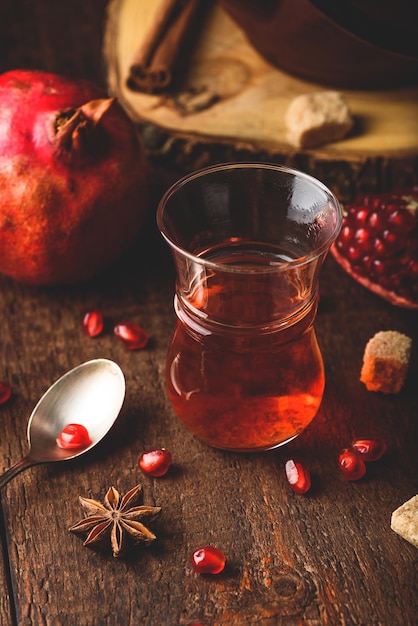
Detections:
1,2,417,625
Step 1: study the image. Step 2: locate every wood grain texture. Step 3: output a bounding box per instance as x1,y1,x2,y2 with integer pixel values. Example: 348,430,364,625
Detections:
0,217,417,626
0,1,417,625
104,0,418,202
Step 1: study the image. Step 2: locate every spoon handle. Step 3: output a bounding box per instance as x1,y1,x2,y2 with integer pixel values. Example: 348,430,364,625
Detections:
0,456,37,489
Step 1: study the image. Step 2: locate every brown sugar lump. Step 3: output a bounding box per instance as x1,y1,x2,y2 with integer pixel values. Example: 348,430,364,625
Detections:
391,495,418,549
360,330,412,394
285,91,354,149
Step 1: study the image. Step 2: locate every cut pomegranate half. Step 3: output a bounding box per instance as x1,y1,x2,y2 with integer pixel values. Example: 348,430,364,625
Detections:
331,188,418,309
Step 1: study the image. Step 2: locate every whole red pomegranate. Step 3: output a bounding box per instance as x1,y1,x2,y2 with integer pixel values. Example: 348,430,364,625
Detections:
0,70,149,285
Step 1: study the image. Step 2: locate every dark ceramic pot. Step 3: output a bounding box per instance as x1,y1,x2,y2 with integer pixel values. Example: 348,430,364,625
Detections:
219,0,418,88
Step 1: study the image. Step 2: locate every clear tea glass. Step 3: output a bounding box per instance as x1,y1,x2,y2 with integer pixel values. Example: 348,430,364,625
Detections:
157,163,342,452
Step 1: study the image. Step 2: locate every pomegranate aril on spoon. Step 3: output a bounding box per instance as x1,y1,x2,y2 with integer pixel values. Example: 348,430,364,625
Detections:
56,423,91,449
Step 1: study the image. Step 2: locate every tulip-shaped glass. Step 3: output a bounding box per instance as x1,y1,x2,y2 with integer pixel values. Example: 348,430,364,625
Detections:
157,163,342,451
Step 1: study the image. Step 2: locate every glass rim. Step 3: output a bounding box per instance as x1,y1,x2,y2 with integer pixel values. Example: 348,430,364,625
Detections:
157,162,343,274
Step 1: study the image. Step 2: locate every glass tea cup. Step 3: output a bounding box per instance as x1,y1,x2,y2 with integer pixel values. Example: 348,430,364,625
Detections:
157,163,342,452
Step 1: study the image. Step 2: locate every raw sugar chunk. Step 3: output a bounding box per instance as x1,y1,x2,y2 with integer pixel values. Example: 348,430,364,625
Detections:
391,495,418,549
285,91,353,148
360,330,412,394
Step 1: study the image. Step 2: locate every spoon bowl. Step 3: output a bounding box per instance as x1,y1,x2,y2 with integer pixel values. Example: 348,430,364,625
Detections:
0,359,125,488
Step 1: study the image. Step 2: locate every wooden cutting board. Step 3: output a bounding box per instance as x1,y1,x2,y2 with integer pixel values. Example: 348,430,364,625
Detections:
104,0,418,201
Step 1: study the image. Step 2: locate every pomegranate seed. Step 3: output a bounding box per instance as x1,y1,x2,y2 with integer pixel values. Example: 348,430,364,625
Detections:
355,228,371,248
338,448,366,481
191,546,226,575
409,260,418,276
355,209,369,226
371,258,386,277
362,255,374,272
367,211,383,231
83,309,104,337
384,199,402,214
373,238,388,257
382,230,403,255
114,321,149,350
285,459,311,494
340,225,352,243
351,438,386,462
138,448,172,477
388,209,415,233
370,259,397,284
56,423,91,449
347,246,363,262
0,381,12,405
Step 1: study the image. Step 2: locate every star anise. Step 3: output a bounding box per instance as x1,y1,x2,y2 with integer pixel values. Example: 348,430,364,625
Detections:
69,484,161,558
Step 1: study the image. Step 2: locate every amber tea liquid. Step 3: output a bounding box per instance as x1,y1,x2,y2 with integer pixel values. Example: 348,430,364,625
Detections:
166,241,325,451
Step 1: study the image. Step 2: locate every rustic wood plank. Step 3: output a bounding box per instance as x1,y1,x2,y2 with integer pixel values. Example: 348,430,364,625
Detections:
0,219,417,625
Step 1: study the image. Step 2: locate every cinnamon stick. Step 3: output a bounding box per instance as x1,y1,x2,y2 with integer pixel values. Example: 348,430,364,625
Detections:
127,0,210,93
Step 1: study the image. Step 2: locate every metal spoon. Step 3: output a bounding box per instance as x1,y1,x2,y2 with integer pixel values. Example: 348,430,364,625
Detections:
0,359,125,489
